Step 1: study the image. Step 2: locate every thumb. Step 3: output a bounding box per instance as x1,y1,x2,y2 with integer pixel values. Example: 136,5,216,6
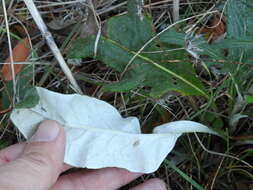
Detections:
0,120,66,190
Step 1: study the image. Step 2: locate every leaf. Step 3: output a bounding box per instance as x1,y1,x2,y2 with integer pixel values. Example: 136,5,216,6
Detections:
107,0,155,50
226,0,253,38
159,30,185,46
225,0,253,62
1,64,35,109
69,36,207,97
1,37,30,81
201,112,224,129
160,31,225,60
68,0,207,98
15,87,39,108
217,37,253,49
103,75,144,92
222,0,253,91
198,16,226,42
10,87,218,173
245,95,253,103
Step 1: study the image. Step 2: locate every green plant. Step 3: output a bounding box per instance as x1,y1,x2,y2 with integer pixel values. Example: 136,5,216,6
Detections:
68,0,253,104
68,0,207,98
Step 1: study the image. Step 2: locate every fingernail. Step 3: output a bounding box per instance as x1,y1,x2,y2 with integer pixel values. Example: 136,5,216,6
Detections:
30,120,60,142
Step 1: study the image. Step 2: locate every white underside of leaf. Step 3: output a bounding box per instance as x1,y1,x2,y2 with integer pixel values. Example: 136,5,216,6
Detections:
11,87,217,173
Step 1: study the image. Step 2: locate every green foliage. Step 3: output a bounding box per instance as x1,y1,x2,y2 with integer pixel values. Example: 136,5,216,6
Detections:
159,30,185,46
1,65,39,109
68,0,207,98
161,0,253,72
161,0,253,94
158,0,253,133
107,2,155,50
245,95,253,103
68,0,253,135
201,112,224,129
217,37,253,49
221,0,253,102
68,0,252,98
226,0,253,44
15,87,39,108
160,31,225,60
164,160,205,190
224,0,253,69
104,75,144,92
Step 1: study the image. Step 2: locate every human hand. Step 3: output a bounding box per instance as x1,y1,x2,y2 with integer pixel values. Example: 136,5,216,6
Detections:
0,120,166,190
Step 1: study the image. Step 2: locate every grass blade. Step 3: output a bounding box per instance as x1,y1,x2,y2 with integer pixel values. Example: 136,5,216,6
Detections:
164,159,205,190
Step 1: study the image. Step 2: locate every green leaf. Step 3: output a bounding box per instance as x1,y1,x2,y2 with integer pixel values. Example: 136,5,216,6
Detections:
16,87,39,108
69,36,207,97
160,31,224,60
1,65,37,109
201,112,224,129
68,0,207,97
103,75,144,92
217,37,253,49
222,0,253,89
68,36,132,72
107,0,154,50
244,112,253,119
226,0,253,38
160,30,185,46
245,95,253,103
225,0,253,62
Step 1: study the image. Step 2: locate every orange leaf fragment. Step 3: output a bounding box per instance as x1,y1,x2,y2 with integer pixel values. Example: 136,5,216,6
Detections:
1,37,31,81
199,16,226,43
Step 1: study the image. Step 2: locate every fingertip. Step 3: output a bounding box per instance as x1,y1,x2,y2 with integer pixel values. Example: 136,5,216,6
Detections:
129,178,167,190
45,120,65,141
148,178,167,189
40,120,63,129
30,120,65,142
